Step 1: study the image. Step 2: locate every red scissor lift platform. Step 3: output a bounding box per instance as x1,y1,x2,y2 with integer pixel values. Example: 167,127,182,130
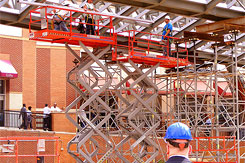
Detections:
29,6,190,68
29,6,116,48
112,30,190,68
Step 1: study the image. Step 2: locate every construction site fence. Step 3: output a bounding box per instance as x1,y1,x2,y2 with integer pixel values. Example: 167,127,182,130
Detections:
192,136,238,163
0,136,60,163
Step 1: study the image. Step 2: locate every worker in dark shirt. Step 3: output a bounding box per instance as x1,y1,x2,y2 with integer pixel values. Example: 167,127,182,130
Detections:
164,122,193,163
19,104,27,129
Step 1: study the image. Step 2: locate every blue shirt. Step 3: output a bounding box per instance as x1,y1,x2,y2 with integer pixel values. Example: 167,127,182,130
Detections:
162,23,173,40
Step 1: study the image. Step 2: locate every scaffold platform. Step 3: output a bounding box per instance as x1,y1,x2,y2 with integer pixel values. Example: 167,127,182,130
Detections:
117,53,190,68
30,29,116,48
29,6,191,68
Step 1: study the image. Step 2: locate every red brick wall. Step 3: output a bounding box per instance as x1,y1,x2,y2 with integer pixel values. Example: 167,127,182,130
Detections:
22,40,36,109
66,49,76,108
36,48,51,108
51,113,76,132
50,49,66,108
0,38,23,92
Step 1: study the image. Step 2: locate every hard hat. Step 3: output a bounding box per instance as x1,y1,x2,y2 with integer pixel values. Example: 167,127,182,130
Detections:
165,15,170,20
164,122,193,140
62,1,70,6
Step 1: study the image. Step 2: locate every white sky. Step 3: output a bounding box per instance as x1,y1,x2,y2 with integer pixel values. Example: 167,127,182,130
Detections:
0,24,22,37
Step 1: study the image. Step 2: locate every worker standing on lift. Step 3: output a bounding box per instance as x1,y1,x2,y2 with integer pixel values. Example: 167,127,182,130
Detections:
164,122,193,163
51,2,70,32
83,0,98,35
161,15,173,57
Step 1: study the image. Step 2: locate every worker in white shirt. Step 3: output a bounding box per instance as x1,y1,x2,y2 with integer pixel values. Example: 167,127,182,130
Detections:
50,102,62,112
83,0,98,35
51,2,70,31
43,104,51,131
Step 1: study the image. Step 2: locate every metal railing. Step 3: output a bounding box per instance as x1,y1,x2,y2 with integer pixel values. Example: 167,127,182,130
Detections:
0,110,48,130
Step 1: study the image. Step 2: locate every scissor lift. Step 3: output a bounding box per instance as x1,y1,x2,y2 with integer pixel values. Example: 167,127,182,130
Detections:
113,30,190,68
29,6,191,163
29,6,116,47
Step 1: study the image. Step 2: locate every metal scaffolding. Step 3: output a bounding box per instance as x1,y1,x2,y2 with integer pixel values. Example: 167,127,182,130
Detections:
64,31,244,163
156,31,244,162
65,41,165,162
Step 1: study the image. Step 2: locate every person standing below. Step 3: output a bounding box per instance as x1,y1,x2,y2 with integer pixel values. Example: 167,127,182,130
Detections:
43,104,51,131
27,106,33,130
50,102,62,112
19,104,27,129
162,15,173,57
83,0,98,35
164,122,193,163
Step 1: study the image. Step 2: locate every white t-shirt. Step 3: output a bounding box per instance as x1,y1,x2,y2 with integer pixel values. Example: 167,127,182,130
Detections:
27,110,32,121
43,107,51,117
85,3,94,18
50,106,62,112
206,118,211,125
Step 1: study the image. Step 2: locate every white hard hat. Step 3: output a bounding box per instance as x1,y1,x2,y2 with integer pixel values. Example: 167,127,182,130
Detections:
165,15,170,20
62,1,70,6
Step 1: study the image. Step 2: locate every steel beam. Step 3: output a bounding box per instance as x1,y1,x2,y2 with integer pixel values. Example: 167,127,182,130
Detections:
196,16,245,33
136,13,167,37
104,0,245,21
100,7,138,34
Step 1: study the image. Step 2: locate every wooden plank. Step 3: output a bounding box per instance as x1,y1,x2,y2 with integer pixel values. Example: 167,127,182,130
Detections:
211,41,235,47
183,31,224,42
196,16,245,33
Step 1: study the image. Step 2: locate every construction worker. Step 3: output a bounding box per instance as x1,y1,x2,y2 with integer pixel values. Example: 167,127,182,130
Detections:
83,0,98,35
51,2,70,32
164,122,193,163
161,15,173,57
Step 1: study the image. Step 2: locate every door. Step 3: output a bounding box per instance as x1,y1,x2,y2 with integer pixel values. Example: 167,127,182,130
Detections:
0,80,5,126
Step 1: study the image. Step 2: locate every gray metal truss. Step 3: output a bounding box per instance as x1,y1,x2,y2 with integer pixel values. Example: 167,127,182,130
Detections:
156,37,245,163
1,0,244,58
64,41,166,162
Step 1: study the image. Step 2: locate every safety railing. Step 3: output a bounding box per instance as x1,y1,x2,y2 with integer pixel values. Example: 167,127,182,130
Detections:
112,30,188,61
29,6,116,45
192,136,238,163
0,136,60,163
0,110,49,130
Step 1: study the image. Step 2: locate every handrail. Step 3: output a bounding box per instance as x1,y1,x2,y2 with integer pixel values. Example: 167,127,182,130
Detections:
29,6,115,39
0,110,48,130
114,30,188,60
192,136,238,163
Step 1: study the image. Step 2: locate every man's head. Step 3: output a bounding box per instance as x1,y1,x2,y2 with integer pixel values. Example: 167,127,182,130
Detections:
164,15,170,24
164,122,192,158
62,1,70,6
45,104,48,107
54,103,57,108
28,106,32,111
23,104,26,107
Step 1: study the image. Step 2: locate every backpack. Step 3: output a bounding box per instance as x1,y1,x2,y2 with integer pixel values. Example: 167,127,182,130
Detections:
27,112,32,122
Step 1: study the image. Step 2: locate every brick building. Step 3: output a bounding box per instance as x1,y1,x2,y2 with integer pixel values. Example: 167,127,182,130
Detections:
0,26,79,112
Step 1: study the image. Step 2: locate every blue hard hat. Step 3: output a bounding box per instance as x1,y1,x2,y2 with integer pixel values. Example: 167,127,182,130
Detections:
164,122,193,140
